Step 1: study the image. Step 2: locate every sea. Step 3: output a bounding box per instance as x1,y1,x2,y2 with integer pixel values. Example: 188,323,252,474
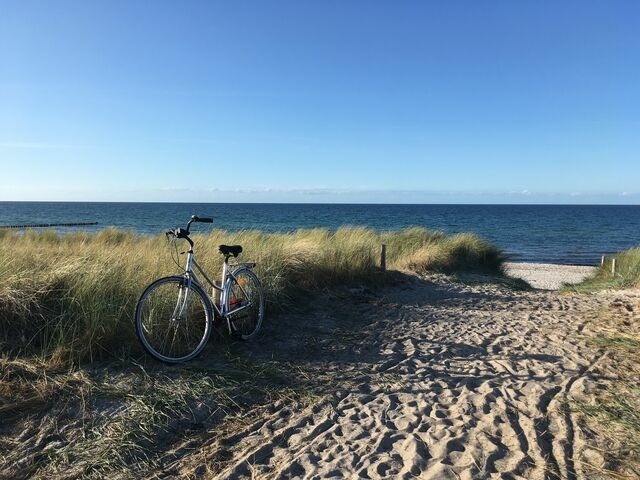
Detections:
1,202,639,265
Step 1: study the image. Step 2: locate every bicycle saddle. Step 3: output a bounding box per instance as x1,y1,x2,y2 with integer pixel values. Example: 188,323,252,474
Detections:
219,245,243,257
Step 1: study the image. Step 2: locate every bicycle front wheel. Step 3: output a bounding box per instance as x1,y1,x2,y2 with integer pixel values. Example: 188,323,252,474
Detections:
135,276,212,363
224,268,264,340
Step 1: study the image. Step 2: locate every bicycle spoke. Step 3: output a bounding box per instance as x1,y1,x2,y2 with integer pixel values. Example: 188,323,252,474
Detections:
135,277,211,363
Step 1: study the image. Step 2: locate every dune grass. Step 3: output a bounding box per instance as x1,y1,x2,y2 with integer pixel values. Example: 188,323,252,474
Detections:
0,226,504,363
567,246,640,292
563,246,640,476
574,382,640,477
571,307,640,477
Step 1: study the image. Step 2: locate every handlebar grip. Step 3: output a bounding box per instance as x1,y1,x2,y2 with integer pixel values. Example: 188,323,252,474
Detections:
193,216,213,223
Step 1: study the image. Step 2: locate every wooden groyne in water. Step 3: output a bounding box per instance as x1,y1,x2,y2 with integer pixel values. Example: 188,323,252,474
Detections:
0,222,98,229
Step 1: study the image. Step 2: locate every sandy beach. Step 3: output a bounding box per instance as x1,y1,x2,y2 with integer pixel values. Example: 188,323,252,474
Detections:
504,262,597,290
154,268,635,479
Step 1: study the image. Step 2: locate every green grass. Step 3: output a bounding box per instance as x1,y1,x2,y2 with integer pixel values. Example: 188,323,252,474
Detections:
584,389,640,440
573,384,640,443
0,226,504,363
572,382,640,476
589,334,640,351
567,246,640,292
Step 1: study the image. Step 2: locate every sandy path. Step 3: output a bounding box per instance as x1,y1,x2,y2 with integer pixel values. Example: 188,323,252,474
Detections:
163,275,620,480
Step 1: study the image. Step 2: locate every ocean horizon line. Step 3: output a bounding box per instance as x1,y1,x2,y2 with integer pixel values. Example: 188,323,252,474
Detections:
1,200,639,207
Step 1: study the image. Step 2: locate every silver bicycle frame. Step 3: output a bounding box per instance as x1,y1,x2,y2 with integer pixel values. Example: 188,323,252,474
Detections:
182,249,254,333
220,267,253,317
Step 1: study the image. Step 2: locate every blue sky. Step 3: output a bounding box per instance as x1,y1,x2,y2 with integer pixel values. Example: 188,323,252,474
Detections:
1,1,638,203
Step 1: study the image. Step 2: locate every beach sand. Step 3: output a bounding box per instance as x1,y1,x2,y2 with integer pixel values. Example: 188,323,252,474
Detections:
504,262,597,290
157,271,636,479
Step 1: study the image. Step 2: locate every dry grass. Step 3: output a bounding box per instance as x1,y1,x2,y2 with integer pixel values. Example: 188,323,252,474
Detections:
0,226,504,364
0,350,315,479
563,255,640,477
566,245,640,477
572,300,640,478
568,246,640,292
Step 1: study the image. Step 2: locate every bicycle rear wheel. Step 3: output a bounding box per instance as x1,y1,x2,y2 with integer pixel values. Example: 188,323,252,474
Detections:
135,276,212,363
224,268,264,340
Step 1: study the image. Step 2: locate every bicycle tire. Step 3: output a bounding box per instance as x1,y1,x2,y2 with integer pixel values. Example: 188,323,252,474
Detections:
224,268,264,340
135,275,212,363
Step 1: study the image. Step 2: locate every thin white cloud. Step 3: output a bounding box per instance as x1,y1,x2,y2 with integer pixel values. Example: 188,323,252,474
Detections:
0,142,88,150
159,186,192,192
121,186,640,198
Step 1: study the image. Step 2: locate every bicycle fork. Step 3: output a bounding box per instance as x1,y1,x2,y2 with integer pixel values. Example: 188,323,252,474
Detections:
172,250,196,321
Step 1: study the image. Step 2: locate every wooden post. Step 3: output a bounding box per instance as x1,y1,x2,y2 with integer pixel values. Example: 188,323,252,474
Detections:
612,258,616,276
601,255,605,267
380,244,387,271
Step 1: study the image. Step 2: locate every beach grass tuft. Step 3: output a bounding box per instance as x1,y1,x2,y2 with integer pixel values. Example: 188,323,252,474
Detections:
567,246,640,292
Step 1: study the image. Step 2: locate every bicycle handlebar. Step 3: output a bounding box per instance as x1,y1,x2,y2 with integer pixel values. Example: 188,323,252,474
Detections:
165,215,213,248
186,215,213,232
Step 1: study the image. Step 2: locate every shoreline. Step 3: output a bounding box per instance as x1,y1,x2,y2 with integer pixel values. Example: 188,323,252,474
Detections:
504,261,597,290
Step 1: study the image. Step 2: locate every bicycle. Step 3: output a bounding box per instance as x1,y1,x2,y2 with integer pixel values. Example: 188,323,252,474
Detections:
134,215,265,363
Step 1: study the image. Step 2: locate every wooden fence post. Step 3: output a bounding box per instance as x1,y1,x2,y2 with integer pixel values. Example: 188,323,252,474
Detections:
612,258,616,276
601,255,605,267
380,244,387,271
